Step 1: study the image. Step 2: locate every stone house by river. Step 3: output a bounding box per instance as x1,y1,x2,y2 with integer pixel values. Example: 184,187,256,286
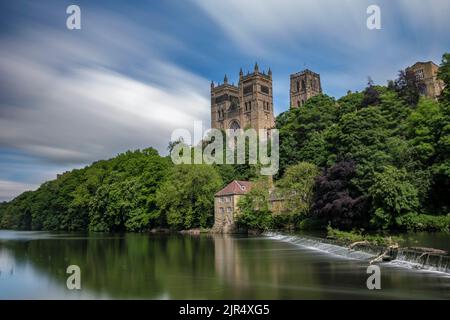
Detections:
213,180,252,233
213,180,288,233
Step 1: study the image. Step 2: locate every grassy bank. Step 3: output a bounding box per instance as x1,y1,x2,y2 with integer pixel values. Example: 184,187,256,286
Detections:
326,225,402,246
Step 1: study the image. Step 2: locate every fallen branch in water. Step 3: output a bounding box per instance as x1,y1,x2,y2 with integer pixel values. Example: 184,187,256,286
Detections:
348,241,370,249
369,244,399,264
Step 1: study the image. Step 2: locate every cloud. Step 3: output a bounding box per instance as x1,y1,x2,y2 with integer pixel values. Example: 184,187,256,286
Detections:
193,0,450,99
0,180,39,202
0,13,210,167
193,0,378,56
0,6,213,200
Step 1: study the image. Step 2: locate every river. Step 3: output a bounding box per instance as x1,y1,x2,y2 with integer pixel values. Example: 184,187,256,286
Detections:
0,230,449,299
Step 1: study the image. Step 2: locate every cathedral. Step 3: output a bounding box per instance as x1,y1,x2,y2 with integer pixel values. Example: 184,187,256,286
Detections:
210,64,322,131
210,63,275,131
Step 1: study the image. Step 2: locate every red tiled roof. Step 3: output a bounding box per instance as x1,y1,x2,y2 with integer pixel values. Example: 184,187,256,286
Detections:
215,180,252,197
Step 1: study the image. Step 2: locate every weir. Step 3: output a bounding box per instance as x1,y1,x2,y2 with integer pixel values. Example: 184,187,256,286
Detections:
395,248,450,273
265,232,450,274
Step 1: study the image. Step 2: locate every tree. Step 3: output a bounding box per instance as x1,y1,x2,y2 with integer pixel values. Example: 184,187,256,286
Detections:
369,166,419,229
277,94,337,174
155,164,222,230
312,160,368,229
337,91,364,115
391,69,421,106
236,178,273,231
361,77,381,107
277,162,319,222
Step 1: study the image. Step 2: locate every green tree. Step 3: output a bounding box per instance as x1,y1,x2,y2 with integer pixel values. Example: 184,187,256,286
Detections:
236,178,272,231
155,164,222,230
277,162,319,221
369,166,419,229
277,94,337,174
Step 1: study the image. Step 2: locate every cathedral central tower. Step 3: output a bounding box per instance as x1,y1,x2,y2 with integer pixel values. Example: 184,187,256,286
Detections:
290,69,322,108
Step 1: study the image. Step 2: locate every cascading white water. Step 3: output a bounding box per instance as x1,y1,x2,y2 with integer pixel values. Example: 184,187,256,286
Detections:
392,249,450,273
264,232,374,260
264,232,450,275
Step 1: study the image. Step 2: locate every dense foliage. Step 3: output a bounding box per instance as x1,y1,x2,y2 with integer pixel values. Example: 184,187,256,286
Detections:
312,160,369,229
155,164,222,229
274,53,450,231
1,53,449,232
276,162,319,224
236,178,273,231
0,148,248,232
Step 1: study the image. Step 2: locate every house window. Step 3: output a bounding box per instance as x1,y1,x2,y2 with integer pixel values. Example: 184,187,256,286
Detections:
227,207,232,213
415,69,425,81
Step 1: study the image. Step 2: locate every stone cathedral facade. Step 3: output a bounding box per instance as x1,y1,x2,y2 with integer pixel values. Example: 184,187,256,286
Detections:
210,63,276,131
210,64,323,132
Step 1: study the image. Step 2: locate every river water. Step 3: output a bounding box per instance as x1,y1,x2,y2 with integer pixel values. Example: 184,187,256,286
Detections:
0,230,449,299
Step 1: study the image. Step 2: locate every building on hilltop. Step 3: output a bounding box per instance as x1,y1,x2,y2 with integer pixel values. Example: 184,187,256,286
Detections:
213,180,252,233
406,61,444,100
210,63,275,131
290,69,322,108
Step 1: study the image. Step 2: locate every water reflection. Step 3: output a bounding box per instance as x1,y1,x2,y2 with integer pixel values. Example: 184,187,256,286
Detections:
0,231,449,299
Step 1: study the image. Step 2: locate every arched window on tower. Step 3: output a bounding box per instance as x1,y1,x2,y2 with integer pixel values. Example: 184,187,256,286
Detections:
296,81,300,93
229,120,240,130
301,80,306,92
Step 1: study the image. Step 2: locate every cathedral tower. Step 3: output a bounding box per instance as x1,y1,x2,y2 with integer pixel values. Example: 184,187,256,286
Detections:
211,63,275,131
290,69,322,108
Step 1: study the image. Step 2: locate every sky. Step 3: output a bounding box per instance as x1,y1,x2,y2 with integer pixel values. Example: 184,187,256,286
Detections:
0,0,449,201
